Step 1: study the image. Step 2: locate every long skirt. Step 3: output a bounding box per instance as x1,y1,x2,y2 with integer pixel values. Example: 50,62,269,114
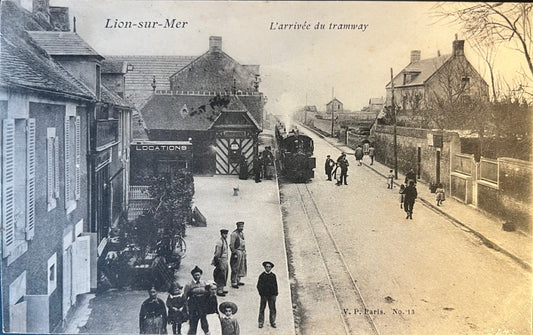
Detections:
142,316,167,334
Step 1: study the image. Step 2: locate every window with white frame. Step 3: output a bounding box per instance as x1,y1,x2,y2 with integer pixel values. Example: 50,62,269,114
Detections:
47,253,57,295
2,118,35,259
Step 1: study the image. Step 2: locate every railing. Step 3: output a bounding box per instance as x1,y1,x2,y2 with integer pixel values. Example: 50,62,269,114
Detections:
155,90,262,96
129,185,152,200
452,153,474,176
96,120,119,149
128,185,155,221
479,158,498,185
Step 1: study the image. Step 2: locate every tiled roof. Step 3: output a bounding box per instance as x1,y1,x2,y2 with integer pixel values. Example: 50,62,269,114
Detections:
105,55,195,107
0,33,94,100
387,54,451,88
0,1,94,100
169,51,259,93
141,94,218,131
27,31,103,59
101,85,128,107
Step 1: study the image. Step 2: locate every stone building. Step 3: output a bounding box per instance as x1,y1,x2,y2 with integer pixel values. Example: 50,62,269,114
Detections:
1,1,132,332
385,37,489,128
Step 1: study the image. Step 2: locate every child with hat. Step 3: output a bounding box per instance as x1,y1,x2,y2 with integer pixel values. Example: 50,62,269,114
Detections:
219,301,240,335
256,261,278,328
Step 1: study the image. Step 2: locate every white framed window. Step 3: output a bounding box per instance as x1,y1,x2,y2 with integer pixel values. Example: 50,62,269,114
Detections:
47,253,57,295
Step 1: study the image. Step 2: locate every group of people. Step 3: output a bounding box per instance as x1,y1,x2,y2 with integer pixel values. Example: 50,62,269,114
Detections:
324,144,375,186
251,146,275,183
139,221,279,335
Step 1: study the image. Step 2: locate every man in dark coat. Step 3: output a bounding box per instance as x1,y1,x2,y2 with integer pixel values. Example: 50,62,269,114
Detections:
404,181,418,219
139,287,168,334
405,168,417,185
184,266,209,335
256,261,278,329
324,155,335,181
354,145,364,166
336,153,349,186
212,229,229,296
262,147,274,180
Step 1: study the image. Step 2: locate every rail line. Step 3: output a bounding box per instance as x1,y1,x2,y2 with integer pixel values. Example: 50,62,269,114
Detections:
294,182,381,335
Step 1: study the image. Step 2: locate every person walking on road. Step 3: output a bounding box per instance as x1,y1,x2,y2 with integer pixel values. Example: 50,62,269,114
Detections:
354,145,364,166
262,147,274,180
184,266,209,335
404,181,418,219
253,155,262,183
166,283,187,335
139,287,168,334
336,153,349,186
325,155,335,181
212,229,229,297
368,144,375,165
229,222,247,288
405,168,417,186
219,301,240,335
257,261,278,329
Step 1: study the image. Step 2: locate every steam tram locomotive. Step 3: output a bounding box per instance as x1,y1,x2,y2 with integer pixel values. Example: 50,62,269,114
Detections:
275,121,316,182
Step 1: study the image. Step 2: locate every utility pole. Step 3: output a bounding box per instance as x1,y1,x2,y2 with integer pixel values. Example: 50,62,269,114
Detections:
304,93,308,124
331,87,335,137
391,68,398,179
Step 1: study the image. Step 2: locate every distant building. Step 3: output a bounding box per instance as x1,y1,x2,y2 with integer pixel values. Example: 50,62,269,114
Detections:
386,37,488,126
326,98,343,115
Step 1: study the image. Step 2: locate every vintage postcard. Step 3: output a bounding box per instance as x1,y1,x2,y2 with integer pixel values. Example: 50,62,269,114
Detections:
1,1,531,334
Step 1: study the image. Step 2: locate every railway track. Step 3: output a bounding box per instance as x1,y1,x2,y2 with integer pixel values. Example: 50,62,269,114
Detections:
295,183,381,335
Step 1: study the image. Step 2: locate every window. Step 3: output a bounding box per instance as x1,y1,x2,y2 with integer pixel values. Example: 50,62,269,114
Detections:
65,116,81,212
2,119,36,259
47,254,57,295
47,128,59,211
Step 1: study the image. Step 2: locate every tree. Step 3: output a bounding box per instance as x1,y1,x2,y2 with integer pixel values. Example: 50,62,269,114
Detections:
434,3,533,78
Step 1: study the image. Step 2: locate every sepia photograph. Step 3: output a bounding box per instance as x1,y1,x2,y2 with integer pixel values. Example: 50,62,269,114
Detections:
0,0,531,334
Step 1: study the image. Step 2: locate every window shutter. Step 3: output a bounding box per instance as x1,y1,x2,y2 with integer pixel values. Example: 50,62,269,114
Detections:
2,119,16,256
64,117,71,206
26,119,36,240
54,136,60,198
47,132,54,206
75,116,81,200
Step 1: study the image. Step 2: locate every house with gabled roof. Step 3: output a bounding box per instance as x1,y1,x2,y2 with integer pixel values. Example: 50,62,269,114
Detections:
385,37,488,127
138,36,264,176
1,1,133,331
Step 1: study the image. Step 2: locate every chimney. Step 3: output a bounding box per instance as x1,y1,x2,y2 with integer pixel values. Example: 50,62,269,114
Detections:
49,6,70,31
32,0,50,24
209,36,222,53
453,35,465,57
410,50,421,63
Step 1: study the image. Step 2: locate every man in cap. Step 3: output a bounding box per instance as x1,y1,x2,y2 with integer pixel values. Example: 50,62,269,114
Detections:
184,266,210,335
212,229,229,296
325,155,335,181
229,222,247,288
256,261,278,328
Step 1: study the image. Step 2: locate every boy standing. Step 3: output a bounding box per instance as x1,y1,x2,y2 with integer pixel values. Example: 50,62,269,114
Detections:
257,261,278,328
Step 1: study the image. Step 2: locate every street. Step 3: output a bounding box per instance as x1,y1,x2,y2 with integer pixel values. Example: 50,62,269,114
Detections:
281,126,531,335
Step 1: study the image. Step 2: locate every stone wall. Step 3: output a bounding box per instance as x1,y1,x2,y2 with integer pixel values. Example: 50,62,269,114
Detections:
373,125,461,188
477,158,532,233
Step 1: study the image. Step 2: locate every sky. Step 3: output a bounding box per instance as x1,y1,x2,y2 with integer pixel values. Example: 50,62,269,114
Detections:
51,0,529,115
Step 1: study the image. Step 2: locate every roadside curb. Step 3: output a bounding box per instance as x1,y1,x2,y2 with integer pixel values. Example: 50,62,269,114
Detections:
300,123,532,273
363,160,532,273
